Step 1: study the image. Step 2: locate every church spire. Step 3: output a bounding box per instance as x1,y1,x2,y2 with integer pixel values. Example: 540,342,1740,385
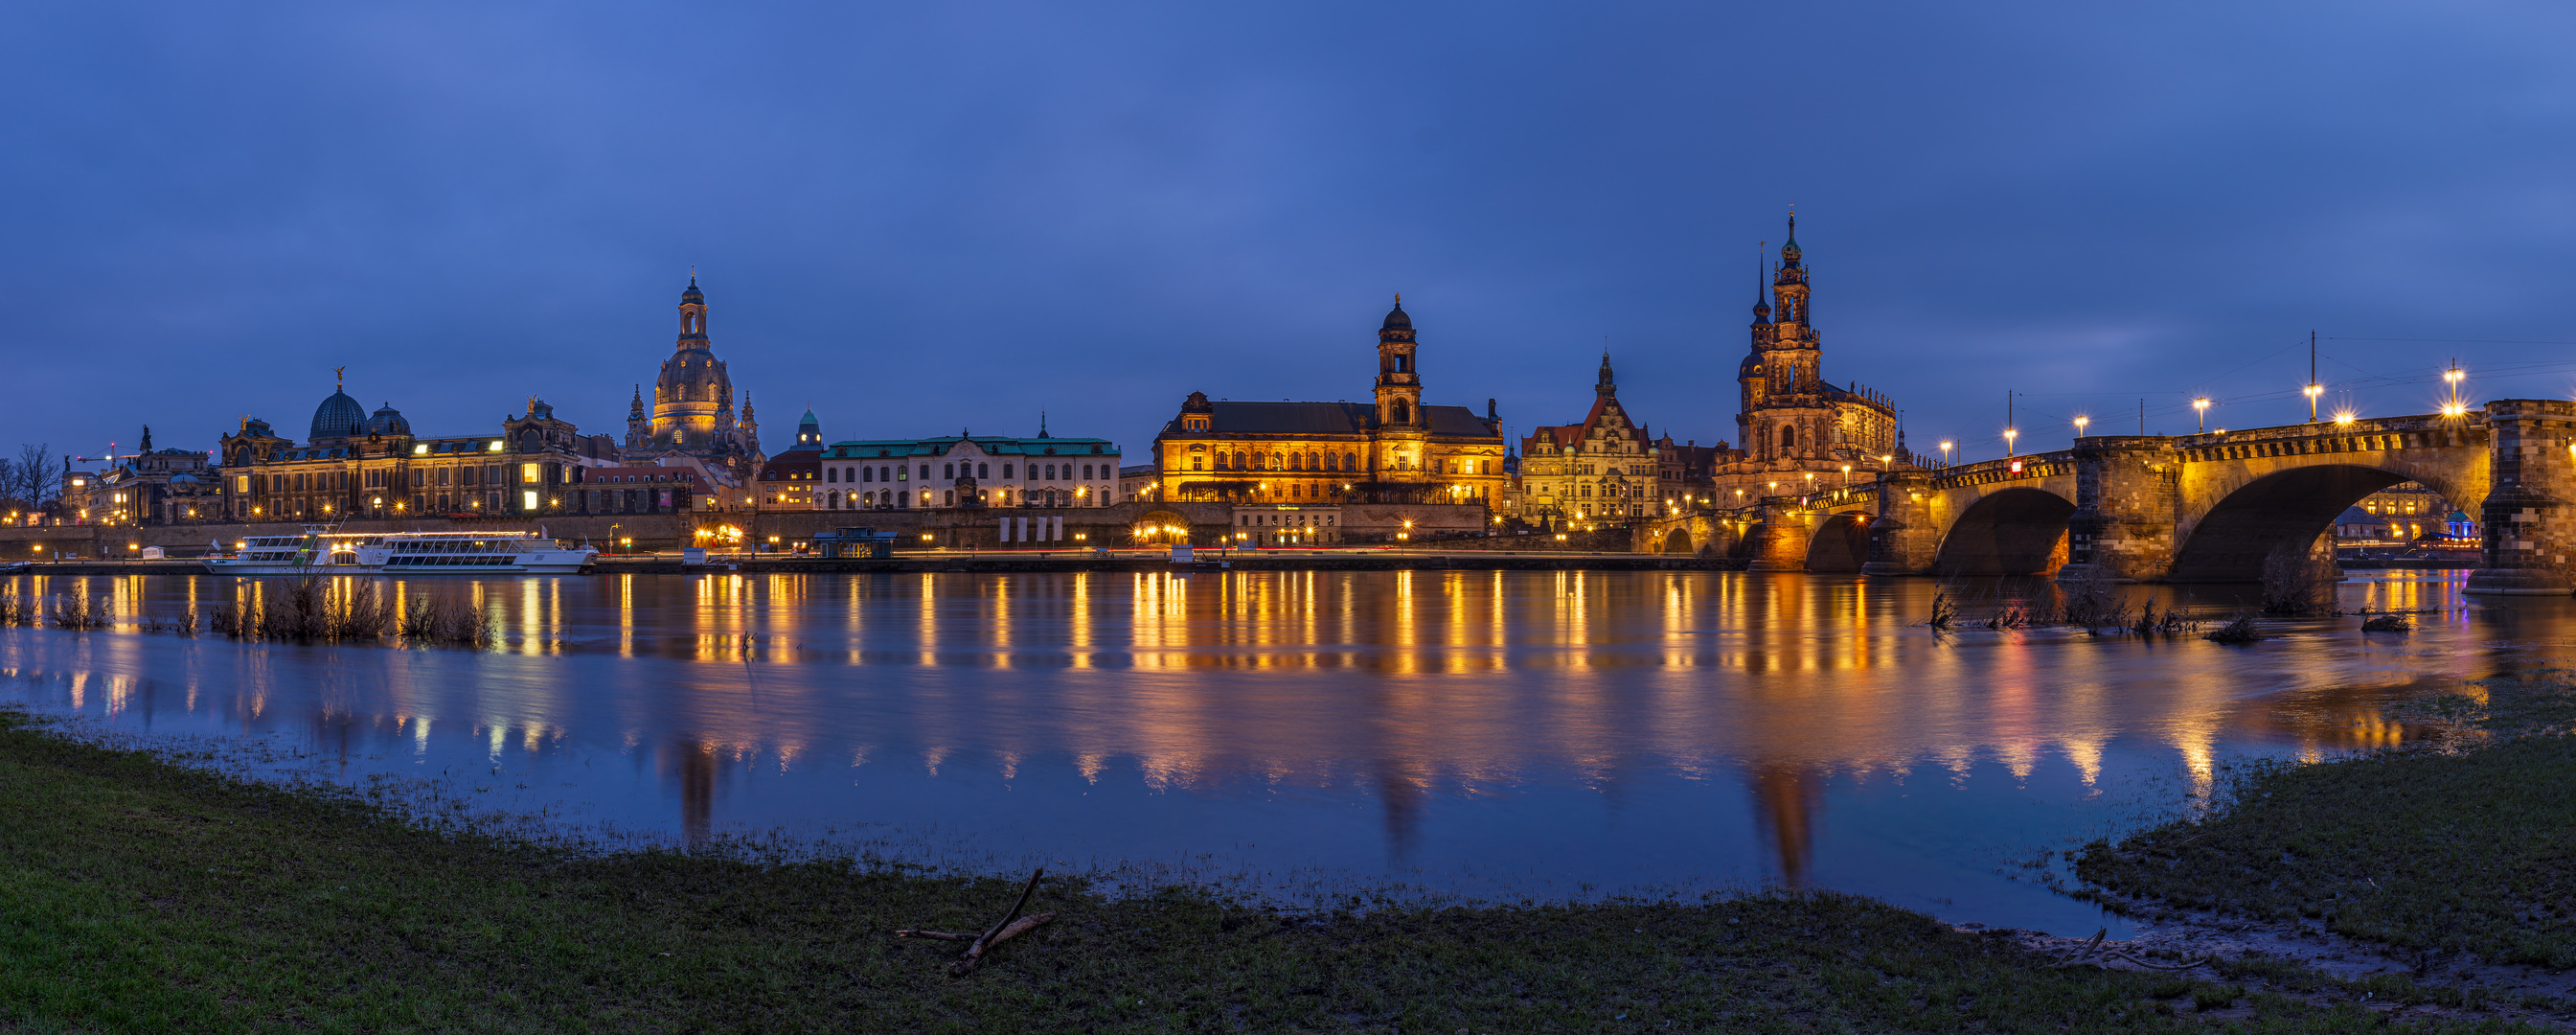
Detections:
1596,348,1616,397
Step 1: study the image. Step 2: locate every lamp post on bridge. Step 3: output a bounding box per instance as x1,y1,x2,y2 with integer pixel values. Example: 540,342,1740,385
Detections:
1938,440,1953,469
2073,415,2089,441
2193,397,2211,433
2443,361,2469,419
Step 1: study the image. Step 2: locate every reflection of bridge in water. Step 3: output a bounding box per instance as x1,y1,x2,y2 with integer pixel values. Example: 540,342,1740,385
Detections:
1642,399,2576,593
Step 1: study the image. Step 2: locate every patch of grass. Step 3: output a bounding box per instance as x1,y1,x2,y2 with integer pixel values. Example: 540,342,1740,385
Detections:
0,710,2543,1033
2078,671,2576,968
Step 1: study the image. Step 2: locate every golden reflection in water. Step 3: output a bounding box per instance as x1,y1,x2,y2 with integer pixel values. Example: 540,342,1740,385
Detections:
11,568,2558,884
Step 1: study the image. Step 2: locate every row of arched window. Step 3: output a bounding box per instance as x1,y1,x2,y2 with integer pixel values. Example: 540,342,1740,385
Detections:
1218,450,1358,472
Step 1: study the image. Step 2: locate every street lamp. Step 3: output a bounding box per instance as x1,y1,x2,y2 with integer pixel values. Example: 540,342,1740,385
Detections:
2303,381,2323,423
2193,397,2211,433
1938,440,1953,468
2443,361,2469,418
1840,463,1852,486
2003,426,2018,457
2073,415,2089,440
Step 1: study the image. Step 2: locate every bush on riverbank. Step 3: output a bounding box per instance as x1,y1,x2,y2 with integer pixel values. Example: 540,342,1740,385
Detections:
2077,672,2576,969
0,709,2541,1032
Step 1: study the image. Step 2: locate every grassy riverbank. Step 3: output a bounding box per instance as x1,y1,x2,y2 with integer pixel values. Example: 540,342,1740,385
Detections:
0,711,2542,1033
2077,670,2576,972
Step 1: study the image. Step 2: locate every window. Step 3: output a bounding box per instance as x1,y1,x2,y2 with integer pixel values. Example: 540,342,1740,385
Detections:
521,464,541,484
944,463,955,479
1003,464,1014,479
1192,456,1204,471
978,463,989,479
1083,465,1094,479
1780,425,1796,448
826,468,836,483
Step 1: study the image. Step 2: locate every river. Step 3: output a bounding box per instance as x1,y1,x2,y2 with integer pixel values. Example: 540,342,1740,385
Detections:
0,567,2556,936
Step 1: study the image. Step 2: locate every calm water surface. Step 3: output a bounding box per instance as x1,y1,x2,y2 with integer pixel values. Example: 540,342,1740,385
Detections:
3,568,2566,936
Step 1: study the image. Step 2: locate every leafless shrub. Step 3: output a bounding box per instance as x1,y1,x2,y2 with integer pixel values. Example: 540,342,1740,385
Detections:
176,603,200,635
216,576,396,642
2204,613,2263,644
399,594,492,647
1926,590,1955,631
2261,546,2333,617
329,579,393,640
0,589,34,627
48,593,108,631
2360,613,2413,633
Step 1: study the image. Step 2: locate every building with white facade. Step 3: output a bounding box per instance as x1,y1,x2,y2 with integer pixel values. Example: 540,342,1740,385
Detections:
814,425,1120,511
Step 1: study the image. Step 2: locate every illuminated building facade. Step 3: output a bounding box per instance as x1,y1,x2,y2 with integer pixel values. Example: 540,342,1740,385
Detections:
66,426,220,524
1517,352,1692,524
1721,215,1912,494
1151,298,1507,506
817,424,1121,511
623,275,764,479
216,378,618,521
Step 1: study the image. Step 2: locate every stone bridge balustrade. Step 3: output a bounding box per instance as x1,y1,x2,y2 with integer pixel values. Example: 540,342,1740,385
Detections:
1671,403,2542,586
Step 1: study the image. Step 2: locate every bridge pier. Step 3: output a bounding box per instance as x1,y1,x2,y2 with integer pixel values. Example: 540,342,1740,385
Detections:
2469,400,2576,595
1861,472,1933,575
1744,508,1812,571
2056,437,2179,584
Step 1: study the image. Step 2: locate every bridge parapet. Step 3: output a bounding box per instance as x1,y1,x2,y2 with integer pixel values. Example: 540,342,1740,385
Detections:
2176,413,2488,464
1926,449,2075,492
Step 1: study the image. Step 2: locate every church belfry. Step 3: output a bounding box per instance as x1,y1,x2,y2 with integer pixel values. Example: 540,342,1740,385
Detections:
678,275,709,346
1727,211,1902,470
1374,295,1423,427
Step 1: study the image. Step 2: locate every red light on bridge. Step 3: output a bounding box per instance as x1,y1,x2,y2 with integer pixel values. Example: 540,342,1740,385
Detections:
2009,460,2025,474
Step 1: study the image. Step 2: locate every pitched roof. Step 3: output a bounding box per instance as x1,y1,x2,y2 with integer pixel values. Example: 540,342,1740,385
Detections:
1170,401,1497,439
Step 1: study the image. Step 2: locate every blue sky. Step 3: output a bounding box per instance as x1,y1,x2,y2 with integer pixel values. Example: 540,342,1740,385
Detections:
7,2,2573,465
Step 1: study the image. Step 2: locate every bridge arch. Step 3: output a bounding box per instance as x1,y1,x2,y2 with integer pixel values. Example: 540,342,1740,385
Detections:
2167,465,2411,582
1805,513,1871,571
1934,487,2076,576
1661,528,1693,555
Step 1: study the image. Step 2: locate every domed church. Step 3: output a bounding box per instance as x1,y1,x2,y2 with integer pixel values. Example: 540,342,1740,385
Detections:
622,275,764,478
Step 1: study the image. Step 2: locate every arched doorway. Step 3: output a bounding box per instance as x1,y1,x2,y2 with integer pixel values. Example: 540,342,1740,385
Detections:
1935,488,2077,576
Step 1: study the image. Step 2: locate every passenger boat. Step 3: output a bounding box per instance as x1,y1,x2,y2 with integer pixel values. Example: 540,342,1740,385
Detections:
204,527,596,575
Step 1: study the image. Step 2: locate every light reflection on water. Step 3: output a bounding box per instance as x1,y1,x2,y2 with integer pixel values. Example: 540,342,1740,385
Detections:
0,567,2562,935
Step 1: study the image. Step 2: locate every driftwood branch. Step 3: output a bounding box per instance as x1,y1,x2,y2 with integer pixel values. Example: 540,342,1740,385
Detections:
950,912,1056,974
895,866,1054,975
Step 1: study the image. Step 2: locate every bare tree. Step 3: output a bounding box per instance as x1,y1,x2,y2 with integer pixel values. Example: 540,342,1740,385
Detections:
14,444,55,508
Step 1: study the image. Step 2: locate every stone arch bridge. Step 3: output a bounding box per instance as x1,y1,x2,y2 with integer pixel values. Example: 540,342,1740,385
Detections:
1633,400,2576,593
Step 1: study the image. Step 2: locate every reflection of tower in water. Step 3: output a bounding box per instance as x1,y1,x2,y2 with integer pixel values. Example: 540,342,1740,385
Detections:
1745,763,1820,886
671,740,718,846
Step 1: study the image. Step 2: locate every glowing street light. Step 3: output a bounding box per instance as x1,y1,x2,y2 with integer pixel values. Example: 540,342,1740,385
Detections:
2443,360,2469,418
2002,426,2018,456
2193,397,2211,433
1938,440,1953,468
1840,463,1852,486
2334,409,2358,427
2072,415,2089,439
2303,381,2324,423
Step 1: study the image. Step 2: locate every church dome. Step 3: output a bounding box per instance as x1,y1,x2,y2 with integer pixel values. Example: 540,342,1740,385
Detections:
681,277,703,304
365,403,410,436
1381,299,1412,331
310,390,366,440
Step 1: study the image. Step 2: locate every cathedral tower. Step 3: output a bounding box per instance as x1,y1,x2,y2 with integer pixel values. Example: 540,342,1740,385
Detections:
1373,296,1423,428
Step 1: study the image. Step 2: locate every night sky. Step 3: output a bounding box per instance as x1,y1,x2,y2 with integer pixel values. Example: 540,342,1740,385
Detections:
8,3,2573,468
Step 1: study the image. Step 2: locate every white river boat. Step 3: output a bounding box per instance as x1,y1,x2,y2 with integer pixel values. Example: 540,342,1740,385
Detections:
204,527,597,575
